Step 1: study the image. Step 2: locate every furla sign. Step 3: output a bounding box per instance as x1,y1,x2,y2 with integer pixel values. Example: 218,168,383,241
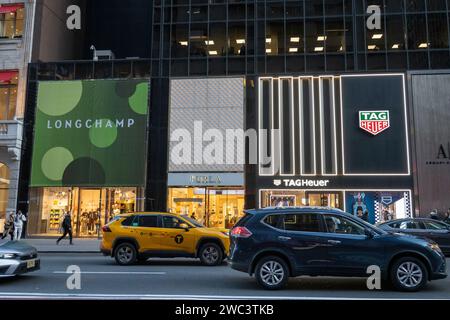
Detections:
359,111,390,135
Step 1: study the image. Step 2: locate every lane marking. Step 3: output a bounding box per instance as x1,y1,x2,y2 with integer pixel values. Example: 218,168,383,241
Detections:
0,292,447,300
52,271,166,275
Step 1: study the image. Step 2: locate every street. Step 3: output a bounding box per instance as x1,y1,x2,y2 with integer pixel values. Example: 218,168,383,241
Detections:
0,253,449,300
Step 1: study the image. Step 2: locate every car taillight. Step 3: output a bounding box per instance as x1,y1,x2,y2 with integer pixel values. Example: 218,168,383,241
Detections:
102,225,111,233
231,226,252,238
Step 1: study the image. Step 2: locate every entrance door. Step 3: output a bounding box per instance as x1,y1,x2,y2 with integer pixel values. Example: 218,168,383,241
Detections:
77,189,102,237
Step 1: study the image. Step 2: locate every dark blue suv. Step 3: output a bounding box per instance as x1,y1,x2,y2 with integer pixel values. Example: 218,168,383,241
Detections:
229,207,447,291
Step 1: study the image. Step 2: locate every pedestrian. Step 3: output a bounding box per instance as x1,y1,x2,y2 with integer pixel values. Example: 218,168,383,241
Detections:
362,210,369,222
13,210,26,240
56,211,73,245
1,211,15,240
443,208,450,225
429,209,439,220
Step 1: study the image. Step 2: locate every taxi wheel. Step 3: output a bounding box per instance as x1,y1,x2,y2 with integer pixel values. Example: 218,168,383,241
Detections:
199,243,223,266
114,243,137,266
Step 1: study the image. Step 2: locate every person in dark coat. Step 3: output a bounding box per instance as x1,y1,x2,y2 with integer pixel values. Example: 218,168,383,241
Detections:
444,208,450,225
56,211,73,245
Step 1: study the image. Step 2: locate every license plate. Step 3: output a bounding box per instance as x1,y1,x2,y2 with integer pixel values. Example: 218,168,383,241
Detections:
27,259,36,269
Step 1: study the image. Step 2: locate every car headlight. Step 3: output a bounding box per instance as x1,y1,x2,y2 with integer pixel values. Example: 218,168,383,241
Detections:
428,242,442,253
0,253,17,259
221,231,230,237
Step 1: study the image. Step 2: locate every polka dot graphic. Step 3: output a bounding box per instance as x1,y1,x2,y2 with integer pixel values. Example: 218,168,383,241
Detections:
89,119,118,148
129,83,148,115
41,147,74,181
37,81,83,116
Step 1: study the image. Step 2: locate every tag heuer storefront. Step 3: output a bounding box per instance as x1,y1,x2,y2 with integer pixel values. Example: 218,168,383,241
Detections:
250,74,413,224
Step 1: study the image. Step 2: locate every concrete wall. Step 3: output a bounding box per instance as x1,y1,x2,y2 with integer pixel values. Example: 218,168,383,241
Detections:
31,0,86,62
410,73,450,217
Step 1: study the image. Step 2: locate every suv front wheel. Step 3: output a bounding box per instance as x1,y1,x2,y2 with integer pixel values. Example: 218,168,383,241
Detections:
255,256,289,290
199,243,223,266
390,257,428,292
114,243,137,266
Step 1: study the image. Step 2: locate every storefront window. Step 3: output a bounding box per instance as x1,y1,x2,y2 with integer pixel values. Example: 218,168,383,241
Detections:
28,187,141,237
0,6,24,39
167,187,245,229
260,190,343,209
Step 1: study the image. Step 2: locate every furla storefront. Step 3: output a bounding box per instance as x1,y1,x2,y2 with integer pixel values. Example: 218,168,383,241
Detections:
249,74,413,224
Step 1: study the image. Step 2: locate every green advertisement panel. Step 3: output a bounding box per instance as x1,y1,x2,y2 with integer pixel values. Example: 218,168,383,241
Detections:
30,80,149,187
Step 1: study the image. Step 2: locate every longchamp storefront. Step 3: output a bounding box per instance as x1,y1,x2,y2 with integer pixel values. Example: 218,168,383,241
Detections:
26,79,149,237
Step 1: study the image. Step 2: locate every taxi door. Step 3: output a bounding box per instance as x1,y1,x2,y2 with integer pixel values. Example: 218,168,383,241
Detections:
159,215,197,254
132,215,166,251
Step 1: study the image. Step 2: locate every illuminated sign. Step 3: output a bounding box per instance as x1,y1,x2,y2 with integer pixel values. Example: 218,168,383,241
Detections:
359,111,390,135
273,179,331,187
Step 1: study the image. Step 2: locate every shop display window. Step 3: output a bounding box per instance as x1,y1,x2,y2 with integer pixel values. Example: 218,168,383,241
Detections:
168,187,245,229
28,187,141,237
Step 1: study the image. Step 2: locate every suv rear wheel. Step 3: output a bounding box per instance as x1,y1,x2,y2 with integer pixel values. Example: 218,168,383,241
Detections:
199,243,223,266
255,256,289,290
390,257,428,292
114,243,137,266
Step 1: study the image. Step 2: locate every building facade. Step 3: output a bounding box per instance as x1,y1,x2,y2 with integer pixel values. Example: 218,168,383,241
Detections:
17,0,450,237
0,0,36,232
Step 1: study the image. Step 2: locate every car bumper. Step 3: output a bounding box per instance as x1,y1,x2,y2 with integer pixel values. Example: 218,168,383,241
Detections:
0,258,40,277
229,260,249,273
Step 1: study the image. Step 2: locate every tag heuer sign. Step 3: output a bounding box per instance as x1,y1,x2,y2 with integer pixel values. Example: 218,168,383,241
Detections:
359,111,390,135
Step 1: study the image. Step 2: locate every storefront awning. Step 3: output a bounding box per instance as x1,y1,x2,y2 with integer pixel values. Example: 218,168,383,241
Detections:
0,71,18,84
0,4,23,14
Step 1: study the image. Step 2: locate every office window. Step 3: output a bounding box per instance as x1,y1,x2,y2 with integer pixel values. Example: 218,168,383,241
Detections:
0,5,24,39
0,72,18,120
427,13,449,49
172,24,189,58
407,14,428,50
209,23,227,56
305,19,324,53
229,22,246,56
190,23,208,57
266,21,285,55
325,17,346,52
286,20,304,55
386,15,406,51
405,0,426,12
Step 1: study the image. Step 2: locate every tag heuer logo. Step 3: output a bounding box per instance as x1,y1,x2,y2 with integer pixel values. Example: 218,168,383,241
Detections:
273,179,282,186
359,111,390,136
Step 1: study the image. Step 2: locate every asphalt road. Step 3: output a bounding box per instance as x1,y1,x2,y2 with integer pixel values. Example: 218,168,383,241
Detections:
0,253,449,300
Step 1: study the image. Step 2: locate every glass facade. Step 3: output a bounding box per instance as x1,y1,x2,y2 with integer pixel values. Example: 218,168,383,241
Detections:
167,187,245,228
151,0,450,76
0,72,18,120
28,187,143,237
0,5,24,39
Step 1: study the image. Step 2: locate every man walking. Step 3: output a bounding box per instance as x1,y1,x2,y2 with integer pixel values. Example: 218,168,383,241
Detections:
57,211,73,245
14,211,26,240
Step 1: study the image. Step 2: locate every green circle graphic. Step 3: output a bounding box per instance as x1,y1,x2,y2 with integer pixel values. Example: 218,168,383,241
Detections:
128,83,148,115
37,81,83,116
89,119,118,148
41,147,74,181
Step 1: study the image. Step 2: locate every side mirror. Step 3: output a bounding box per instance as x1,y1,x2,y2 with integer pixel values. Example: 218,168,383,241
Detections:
179,223,190,231
365,229,375,239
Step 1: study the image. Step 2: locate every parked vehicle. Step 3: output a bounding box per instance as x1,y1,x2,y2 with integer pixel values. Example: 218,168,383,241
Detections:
229,207,447,291
101,212,230,266
0,241,40,277
378,218,450,255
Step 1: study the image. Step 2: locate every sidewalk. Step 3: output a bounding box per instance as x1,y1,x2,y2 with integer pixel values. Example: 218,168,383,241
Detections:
0,238,101,253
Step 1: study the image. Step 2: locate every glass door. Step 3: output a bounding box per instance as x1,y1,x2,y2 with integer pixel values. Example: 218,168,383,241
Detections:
77,189,102,237
306,192,343,209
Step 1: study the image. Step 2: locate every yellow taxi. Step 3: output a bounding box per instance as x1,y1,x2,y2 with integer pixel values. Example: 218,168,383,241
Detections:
100,212,230,266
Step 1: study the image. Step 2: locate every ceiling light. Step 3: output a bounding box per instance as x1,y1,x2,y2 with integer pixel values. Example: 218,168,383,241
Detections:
289,47,298,52
205,40,214,45
179,41,188,46
418,43,428,48
236,39,245,44
290,37,300,43
209,50,218,55
392,44,400,49
339,46,343,51
368,44,377,50
266,38,272,43
372,34,383,39
317,36,327,41
266,48,272,53
314,46,324,52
